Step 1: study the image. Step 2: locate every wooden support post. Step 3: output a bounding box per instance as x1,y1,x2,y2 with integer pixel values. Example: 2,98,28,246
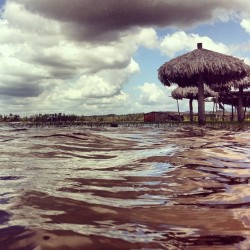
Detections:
237,86,244,122
198,74,205,125
189,98,194,123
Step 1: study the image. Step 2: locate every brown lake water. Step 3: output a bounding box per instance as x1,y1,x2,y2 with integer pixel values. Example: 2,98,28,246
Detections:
0,126,249,250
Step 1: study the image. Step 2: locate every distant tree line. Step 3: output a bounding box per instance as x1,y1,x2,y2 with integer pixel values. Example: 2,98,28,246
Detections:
0,113,144,123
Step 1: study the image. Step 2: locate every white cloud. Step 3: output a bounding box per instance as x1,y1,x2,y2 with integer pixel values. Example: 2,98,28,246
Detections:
138,82,169,105
7,59,140,116
0,1,146,115
61,59,140,100
134,28,158,49
129,83,177,113
3,2,61,36
240,19,250,34
160,31,229,58
244,57,250,65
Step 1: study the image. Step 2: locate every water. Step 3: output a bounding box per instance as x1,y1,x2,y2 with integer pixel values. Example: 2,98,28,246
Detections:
0,126,249,249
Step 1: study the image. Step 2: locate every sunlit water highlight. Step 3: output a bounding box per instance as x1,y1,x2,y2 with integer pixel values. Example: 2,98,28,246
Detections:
0,126,249,249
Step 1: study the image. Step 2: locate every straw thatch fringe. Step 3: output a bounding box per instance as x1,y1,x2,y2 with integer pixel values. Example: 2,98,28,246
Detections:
220,76,250,89
158,48,250,87
218,90,250,108
215,77,250,122
171,85,218,100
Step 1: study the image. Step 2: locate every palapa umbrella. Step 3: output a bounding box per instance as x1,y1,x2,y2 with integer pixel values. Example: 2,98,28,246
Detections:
223,76,250,122
171,85,218,122
219,90,250,107
218,89,250,122
158,43,250,125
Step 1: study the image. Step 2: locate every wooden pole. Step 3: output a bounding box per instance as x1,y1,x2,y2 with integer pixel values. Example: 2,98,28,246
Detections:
237,86,244,122
198,74,205,125
189,98,194,123
231,95,234,122
197,43,205,125
215,101,218,121
222,104,225,122
212,101,215,121
231,103,234,122
176,99,180,117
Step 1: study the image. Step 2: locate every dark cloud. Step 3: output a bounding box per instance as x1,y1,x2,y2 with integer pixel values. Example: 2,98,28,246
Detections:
0,84,43,97
31,56,80,79
11,0,242,41
32,56,76,70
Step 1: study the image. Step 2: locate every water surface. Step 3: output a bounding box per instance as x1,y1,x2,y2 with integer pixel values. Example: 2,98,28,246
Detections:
0,126,249,249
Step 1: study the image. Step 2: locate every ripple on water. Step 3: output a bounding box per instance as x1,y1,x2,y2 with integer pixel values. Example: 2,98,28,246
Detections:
0,127,249,249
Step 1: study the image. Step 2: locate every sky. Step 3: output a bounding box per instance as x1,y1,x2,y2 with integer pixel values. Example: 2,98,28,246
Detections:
1,0,250,116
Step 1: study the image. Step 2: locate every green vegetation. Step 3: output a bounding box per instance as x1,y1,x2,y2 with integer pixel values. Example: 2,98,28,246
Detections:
0,112,249,130
0,113,144,123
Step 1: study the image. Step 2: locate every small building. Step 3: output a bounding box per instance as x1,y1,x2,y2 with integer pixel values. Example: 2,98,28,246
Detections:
144,111,183,123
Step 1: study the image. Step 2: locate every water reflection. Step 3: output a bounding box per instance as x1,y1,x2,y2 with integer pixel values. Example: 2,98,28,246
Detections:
0,126,249,249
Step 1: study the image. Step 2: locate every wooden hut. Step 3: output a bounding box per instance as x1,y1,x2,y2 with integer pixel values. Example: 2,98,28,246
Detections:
144,111,183,123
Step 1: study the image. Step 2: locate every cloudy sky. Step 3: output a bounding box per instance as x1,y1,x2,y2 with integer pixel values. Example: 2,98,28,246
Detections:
1,0,250,116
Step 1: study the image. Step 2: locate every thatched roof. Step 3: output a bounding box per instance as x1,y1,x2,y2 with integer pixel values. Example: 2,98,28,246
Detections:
171,85,219,100
221,75,250,89
158,44,250,87
211,75,250,98
218,90,250,107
